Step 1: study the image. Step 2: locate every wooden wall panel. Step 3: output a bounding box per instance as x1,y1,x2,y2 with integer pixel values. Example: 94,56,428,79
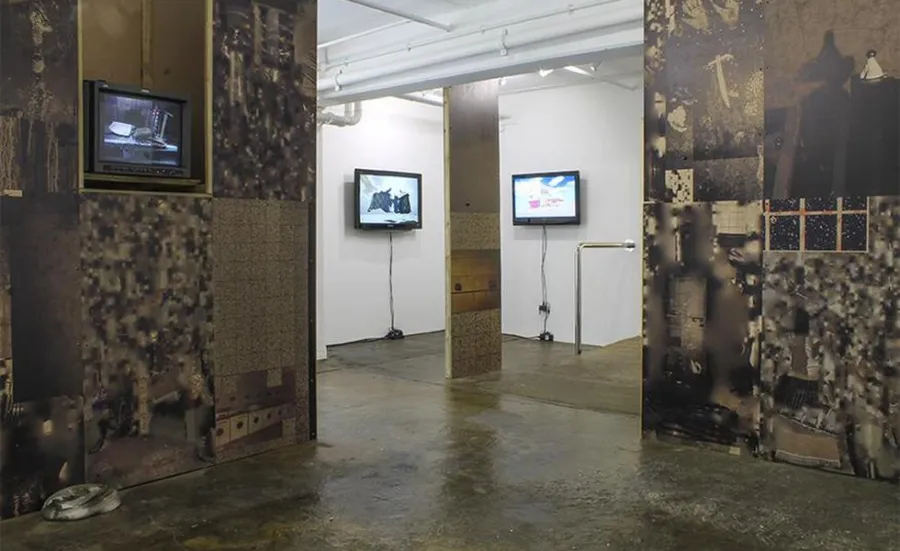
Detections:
444,83,502,379
79,0,142,84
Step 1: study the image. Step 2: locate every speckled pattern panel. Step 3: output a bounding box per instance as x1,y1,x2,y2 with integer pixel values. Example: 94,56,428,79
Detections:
449,213,500,250
447,309,502,379
764,0,900,199
211,0,317,200
642,200,763,451
760,196,899,481
80,194,215,488
212,198,309,460
0,0,79,194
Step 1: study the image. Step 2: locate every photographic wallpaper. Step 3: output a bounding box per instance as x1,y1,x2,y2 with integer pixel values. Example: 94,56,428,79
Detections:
0,0,316,519
644,0,899,482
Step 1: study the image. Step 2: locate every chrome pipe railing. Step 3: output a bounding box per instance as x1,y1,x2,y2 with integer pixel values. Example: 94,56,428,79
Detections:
574,240,636,354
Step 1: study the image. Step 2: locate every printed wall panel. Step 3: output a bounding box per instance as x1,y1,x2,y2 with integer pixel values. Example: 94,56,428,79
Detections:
444,84,502,379
211,198,308,461
211,0,317,200
644,0,900,483
80,195,215,488
0,0,79,194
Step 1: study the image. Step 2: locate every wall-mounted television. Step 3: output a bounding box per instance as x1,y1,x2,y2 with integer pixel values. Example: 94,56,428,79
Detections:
354,168,423,230
83,80,191,179
512,170,581,226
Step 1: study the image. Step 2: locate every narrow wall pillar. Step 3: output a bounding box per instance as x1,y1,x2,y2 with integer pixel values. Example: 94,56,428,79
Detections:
443,81,502,379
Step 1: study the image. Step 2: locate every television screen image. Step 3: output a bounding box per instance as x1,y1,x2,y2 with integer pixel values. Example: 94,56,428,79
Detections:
512,171,580,225
97,91,183,167
356,169,422,229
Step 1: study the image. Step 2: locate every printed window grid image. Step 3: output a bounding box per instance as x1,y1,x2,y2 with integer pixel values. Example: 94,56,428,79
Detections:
764,198,868,253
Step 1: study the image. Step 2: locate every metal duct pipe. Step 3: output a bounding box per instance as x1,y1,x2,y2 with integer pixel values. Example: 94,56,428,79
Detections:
318,3,640,93
396,93,443,107
318,102,363,127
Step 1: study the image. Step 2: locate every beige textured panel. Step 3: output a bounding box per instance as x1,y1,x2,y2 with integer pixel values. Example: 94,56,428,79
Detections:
446,309,502,379
449,212,501,250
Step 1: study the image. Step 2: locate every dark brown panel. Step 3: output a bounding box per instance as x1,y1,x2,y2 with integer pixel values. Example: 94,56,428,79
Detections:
81,194,215,488
445,82,501,213
764,0,900,199
211,0,317,200
0,0,79,194
1,195,81,402
0,396,85,519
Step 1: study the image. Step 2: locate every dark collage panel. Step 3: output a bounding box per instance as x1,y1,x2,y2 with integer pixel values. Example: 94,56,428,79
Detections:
80,195,215,488
764,0,900,200
211,0,317,201
642,201,763,451
0,196,84,519
0,0,79,195
760,197,900,482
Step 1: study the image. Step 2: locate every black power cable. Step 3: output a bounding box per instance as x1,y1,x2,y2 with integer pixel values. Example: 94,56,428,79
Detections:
538,224,553,342
385,232,404,340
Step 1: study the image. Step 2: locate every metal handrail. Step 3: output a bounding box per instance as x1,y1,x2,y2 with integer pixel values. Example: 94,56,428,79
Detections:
574,240,636,354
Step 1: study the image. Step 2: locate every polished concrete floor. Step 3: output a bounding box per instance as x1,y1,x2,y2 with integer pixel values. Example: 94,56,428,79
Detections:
3,334,898,550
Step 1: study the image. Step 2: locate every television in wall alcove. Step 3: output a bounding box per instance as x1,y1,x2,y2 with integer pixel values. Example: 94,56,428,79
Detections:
354,168,423,230
83,80,192,179
512,170,581,226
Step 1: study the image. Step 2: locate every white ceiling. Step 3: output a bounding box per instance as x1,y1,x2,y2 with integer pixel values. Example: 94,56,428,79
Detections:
315,0,643,104
318,0,489,44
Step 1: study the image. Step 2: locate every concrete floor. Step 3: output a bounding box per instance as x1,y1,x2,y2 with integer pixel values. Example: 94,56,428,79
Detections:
3,334,898,550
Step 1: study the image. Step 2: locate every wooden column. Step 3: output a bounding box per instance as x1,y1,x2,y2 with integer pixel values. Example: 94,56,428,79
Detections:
443,81,502,379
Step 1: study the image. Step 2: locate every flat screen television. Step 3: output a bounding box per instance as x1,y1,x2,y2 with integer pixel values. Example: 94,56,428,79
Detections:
512,170,581,226
83,80,191,179
354,169,423,230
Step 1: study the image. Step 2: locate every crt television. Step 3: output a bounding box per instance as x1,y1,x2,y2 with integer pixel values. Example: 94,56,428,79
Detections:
354,168,423,230
512,170,581,226
83,80,191,179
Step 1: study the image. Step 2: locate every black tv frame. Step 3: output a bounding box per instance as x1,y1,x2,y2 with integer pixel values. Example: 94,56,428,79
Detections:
511,170,581,226
83,80,192,179
354,168,423,230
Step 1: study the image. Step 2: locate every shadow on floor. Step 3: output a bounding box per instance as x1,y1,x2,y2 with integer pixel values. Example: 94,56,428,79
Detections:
320,332,642,416
3,334,899,550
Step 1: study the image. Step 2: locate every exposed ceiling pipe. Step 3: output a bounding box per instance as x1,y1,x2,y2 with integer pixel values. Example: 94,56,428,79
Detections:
323,0,623,70
318,21,406,50
318,102,363,127
318,4,641,93
340,0,452,32
396,93,443,107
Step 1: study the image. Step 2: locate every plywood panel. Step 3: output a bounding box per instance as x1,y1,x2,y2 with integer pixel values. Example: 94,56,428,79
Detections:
80,0,143,85
149,0,209,182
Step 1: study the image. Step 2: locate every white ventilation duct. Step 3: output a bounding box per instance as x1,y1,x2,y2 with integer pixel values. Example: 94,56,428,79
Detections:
318,102,363,127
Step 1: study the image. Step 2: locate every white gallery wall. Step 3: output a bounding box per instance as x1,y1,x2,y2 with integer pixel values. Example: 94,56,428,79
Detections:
317,81,642,352
500,82,643,346
318,98,446,349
